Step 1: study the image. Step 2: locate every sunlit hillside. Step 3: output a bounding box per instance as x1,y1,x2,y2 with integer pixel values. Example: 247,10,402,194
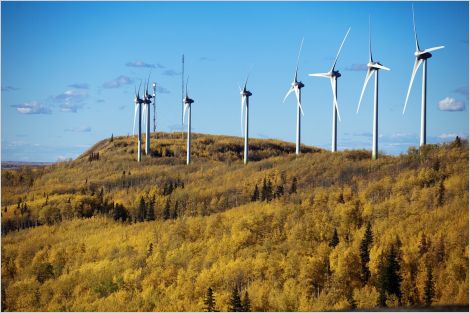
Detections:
1,133,468,311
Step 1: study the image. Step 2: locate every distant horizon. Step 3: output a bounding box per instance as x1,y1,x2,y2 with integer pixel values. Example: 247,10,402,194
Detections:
1,130,466,163
2,1,468,162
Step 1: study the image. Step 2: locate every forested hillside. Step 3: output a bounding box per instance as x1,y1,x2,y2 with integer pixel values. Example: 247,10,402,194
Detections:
1,133,468,311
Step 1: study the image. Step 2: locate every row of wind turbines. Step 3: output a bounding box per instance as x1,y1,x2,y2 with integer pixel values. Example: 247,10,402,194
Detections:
131,6,444,165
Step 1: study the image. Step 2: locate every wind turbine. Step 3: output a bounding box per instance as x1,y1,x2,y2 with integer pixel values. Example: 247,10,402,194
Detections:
309,27,351,152
356,19,391,160
142,76,154,155
283,38,305,155
132,82,144,162
183,77,194,165
403,5,444,147
239,74,252,164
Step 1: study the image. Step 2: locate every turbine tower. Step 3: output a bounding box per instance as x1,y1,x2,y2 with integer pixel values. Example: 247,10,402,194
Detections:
356,19,391,160
183,78,194,165
239,74,252,164
403,5,444,147
283,38,305,155
309,27,351,153
142,77,154,155
132,82,144,162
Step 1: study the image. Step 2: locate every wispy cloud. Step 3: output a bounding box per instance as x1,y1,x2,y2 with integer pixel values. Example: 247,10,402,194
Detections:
11,101,51,114
103,75,134,88
126,60,165,69
345,64,367,71
2,85,19,92
162,69,181,76
199,56,214,62
96,99,105,103
156,85,170,94
65,126,91,133
68,83,89,89
437,133,464,140
53,89,88,113
167,124,184,132
454,86,469,97
438,97,465,111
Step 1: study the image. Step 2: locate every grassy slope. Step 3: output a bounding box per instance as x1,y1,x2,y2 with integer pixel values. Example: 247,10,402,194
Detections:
1,133,468,311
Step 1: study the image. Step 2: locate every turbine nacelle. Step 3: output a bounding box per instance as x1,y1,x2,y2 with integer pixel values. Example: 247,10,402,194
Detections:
241,90,252,97
415,51,433,60
183,96,194,105
332,70,341,78
292,81,304,89
134,96,143,105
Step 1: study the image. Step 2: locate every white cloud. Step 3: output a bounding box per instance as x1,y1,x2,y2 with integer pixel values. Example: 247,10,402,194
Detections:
68,83,89,89
65,126,91,133
11,101,51,114
126,61,158,68
438,97,465,111
437,133,465,140
53,89,88,112
103,75,134,88
345,63,368,71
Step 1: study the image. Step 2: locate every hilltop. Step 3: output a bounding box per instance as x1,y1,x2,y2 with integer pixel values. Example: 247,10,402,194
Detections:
1,133,468,311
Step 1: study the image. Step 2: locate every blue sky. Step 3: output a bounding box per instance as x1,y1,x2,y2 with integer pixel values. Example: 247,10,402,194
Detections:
2,1,468,162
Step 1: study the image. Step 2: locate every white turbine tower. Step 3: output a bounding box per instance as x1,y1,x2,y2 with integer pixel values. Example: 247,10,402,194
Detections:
283,38,305,155
403,5,444,147
356,19,391,160
309,27,350,153
239,74,252,164
183,78,194,165
132,82,144,162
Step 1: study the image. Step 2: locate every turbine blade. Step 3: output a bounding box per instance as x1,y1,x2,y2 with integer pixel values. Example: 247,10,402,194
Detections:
238,82,242,93
133,104,138,135
369,16,373,62
241,95,246,136
357,68,374,113
146,72,151,94
403,58,423,114
185,77,189,97
330,77,341,122
294,88,304,116
375,64,391,71
138,80,142,98
331,27,351,71
308,72,330,78
283,87,294,103
421,46,445,54
412,4,420,52
294,37,304,82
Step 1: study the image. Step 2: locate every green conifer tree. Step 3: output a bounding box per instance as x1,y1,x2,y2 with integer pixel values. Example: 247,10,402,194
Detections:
204,287,216,312
360,221,373,284
241,290,251,312
229,286,242,312
138,196,146,222
251,184,259,202
329,228,339,248
289,176,297,194
424,264,435,307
